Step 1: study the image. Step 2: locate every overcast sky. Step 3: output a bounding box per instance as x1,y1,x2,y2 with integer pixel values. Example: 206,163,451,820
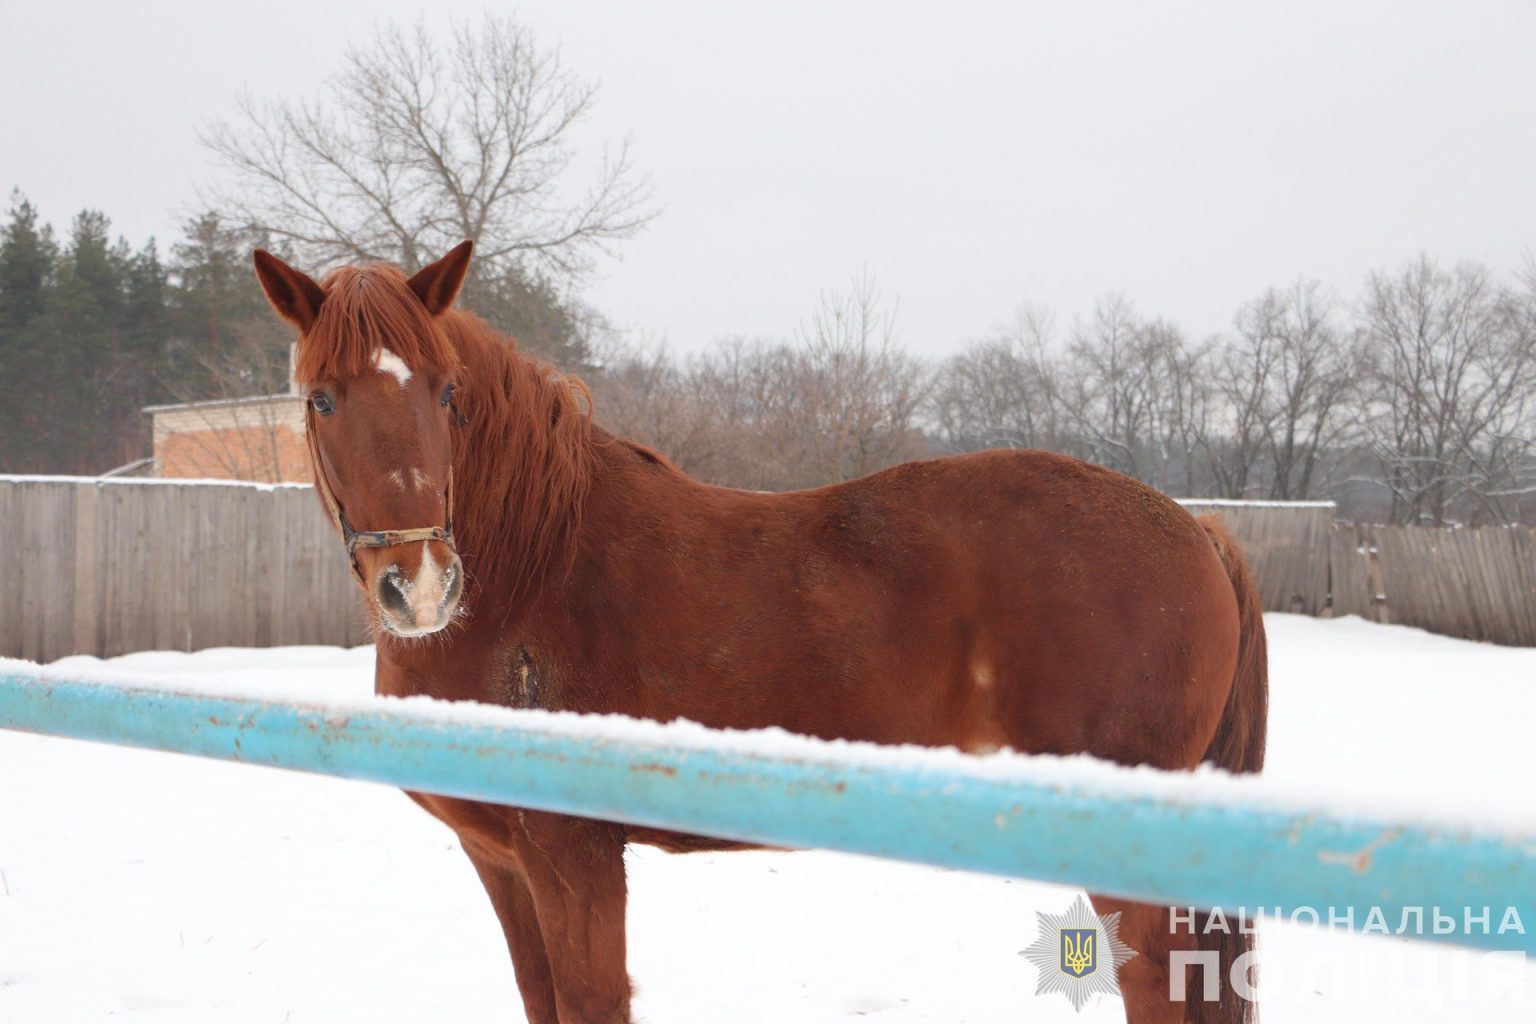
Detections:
5,1,1535,358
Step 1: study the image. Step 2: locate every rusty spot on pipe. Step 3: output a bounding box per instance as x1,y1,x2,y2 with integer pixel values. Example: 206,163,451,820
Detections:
1318,828,1402,873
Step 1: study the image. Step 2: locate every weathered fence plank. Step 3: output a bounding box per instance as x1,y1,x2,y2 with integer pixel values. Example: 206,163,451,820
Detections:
1327,524,1372,622
12,481,78,663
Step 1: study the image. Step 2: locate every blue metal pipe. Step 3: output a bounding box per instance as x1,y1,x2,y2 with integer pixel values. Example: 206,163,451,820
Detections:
1,667,1532,953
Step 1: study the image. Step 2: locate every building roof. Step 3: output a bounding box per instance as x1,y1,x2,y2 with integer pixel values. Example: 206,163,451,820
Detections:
142,394,304,415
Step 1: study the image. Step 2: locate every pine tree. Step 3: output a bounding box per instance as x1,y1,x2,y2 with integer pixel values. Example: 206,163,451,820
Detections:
0,191,54,334
14,210,130,472
0,192,60,464
166,212,280,396
172,213,260,349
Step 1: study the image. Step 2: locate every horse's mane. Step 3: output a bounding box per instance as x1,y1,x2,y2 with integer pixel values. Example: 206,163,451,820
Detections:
296,264,596,613
441,310,595,611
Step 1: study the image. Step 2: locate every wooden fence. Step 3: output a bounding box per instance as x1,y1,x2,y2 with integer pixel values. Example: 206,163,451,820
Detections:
0,476,365,662
2,478,1534,661
1182,500,1536,646
1329,521,1536,646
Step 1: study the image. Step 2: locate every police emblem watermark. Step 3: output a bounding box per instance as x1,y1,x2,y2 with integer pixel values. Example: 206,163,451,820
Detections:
1021,894,1137,1011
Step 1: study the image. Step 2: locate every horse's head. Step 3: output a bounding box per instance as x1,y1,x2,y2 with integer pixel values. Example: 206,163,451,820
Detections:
253,242,475,638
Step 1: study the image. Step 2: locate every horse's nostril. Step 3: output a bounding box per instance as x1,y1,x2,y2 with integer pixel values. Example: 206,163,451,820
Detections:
377,567,411,618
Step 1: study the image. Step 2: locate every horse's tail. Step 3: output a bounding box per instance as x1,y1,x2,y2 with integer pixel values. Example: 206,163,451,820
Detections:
1198,516,1268,776
1190,515,1268,1024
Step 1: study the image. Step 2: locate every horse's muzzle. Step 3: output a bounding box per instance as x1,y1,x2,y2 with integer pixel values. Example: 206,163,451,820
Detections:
374,546,463,637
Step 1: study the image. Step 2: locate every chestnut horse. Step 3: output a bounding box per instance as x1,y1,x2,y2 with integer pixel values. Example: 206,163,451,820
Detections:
254,242,1267,1024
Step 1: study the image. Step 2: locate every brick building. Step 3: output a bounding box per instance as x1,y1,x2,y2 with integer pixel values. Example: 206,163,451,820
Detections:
144,393,312,483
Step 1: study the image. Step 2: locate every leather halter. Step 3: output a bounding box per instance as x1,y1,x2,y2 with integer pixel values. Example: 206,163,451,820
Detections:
305,406,455,587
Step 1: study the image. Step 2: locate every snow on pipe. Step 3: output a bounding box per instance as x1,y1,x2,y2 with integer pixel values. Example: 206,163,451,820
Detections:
1,666,1532,954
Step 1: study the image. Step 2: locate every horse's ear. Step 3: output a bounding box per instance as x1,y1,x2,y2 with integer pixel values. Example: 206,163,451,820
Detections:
252,250,327,333
407,240,474,316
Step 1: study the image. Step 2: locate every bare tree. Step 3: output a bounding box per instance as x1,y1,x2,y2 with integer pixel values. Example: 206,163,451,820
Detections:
1149,324,1212,498
1460,259,1536,523
1208,281,1354,500
589,280,929,492
783,278,930,488
684,337,802,488
1202,314,1271,499
587,336,726,479
1064,294,1147,477
932,303,1065,453
1357,256,1536,524
1064,296,1210,493
1256,282,1354,500
201,14,653,281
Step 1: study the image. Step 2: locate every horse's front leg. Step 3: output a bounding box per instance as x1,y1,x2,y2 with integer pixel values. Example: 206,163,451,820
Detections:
462,838,560,1024
510,809,633,1024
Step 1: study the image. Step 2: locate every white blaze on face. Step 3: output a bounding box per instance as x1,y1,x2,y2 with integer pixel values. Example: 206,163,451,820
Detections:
409,543,444,627
374,348,412,388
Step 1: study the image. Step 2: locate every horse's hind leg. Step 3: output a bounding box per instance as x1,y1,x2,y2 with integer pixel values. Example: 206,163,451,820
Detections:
463,839,560,1024
1088,896,1200,1024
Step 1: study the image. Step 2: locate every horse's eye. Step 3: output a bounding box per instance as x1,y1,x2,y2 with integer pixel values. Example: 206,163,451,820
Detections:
311,392,335,416
440,383,456,407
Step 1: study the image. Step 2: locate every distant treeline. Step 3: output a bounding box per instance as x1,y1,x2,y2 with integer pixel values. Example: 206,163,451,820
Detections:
588,262,1536,527
0,191,591,474
3,191,1532,526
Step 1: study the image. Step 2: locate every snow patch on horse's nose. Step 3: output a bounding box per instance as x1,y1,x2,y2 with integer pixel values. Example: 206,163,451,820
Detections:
376,542,462,637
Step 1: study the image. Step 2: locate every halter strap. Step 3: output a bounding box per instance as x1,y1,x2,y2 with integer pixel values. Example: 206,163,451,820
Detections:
305,407,455,587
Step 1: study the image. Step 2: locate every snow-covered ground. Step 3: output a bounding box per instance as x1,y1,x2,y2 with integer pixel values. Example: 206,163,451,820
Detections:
1,615,1533,1022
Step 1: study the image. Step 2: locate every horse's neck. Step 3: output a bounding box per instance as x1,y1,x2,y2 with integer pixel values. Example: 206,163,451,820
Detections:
447,333,596,619
529,429,693,622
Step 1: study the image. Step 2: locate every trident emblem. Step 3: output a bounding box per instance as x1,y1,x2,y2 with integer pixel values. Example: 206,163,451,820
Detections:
1060,928,1097,977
